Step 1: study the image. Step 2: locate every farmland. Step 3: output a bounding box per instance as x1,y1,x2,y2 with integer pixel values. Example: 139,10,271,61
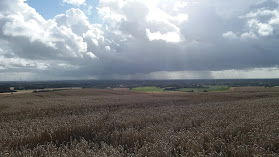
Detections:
1,87,279,156
177,86,229,93
131,86,165,92
131,86,229,93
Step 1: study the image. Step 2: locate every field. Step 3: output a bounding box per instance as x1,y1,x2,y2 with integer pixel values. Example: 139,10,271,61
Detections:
178,86,229,92
131,86,165,92
1,88,279,156
131,86,229,93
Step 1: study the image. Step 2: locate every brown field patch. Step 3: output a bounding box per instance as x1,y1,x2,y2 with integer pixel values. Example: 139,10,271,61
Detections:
112,88,130,91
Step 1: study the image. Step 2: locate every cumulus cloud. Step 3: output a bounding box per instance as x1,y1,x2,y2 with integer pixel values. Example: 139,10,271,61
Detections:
146,29,182,43
62,0,86,6
0,0,108,78
224,2,279,39
0,1,96,61
223,31,238,40
105,46,111,51
98,0,187,41
1,0,279,80
54,8,107,55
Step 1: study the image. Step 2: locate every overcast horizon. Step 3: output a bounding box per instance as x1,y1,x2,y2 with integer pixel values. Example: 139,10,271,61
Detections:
1,0,279,81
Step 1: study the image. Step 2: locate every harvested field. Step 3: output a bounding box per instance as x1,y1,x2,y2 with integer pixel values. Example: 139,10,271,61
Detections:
1,88,279,156
233,86,279,92
113,88,130,91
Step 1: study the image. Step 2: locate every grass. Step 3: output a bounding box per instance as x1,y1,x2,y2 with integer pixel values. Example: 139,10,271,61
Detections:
1,88,279,156
131,86,165,92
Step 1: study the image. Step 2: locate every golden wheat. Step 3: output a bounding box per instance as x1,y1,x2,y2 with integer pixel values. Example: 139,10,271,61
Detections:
0,88,279,156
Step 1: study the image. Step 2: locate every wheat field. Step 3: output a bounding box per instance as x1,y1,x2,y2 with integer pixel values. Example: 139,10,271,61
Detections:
1,88,279,156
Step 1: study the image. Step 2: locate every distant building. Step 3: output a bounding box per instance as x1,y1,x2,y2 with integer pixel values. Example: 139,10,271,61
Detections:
10,87,15,91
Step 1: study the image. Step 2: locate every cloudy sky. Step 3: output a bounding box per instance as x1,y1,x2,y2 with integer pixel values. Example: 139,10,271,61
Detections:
1,0,279,80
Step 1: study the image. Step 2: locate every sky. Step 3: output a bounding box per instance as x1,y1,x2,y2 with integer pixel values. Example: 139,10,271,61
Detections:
1,0,279,80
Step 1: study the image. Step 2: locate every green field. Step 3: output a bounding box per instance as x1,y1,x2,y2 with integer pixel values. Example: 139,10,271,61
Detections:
131,86,165,92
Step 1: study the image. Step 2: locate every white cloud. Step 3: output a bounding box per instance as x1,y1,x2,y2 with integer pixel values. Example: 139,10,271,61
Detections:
226,6,279,40
174,1,189,11
257,23,273,36
173,14,189,23
0,0,106,76
86,52,97,59
0,1,95,60
247,19,274,36
54,8,107,54
0,54,49,70
240,32,258,39
146,29,182,43
98,0,187,41
62,0,86,6
105,46,111,51
55,8,91,36
223,31,238,39
243,9,279,18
